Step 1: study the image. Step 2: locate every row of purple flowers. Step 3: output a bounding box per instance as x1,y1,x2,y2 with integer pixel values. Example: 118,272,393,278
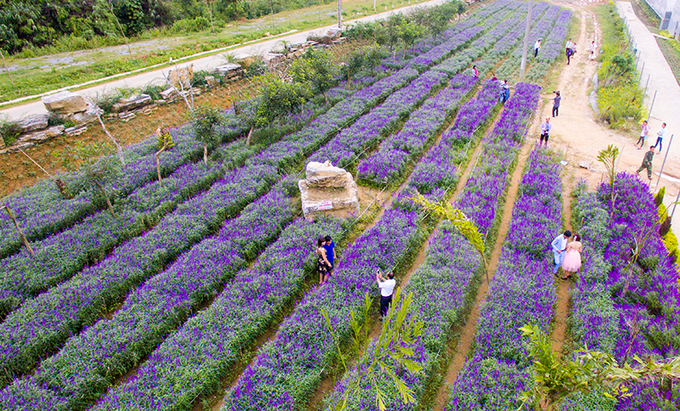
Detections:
447,148,563,410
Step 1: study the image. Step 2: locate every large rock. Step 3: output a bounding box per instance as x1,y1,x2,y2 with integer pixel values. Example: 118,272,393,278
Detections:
298,175,359,216
215,63,242,78
18,114,50,134
299,161,360,217
305,161,350,187
111,94,152,113
42,91,87,114
160,87,179,100
65,103,103,125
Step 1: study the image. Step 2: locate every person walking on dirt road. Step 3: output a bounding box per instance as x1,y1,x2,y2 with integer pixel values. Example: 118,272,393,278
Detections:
539,118,552,147
552,91,561,117
636,120,650,149
636,146,655,183
654,123,667,153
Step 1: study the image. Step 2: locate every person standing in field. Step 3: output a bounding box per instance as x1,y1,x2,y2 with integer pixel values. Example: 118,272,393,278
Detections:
534,39,541,58
499,80,510,103
317,237,331,285
636,120,650,149
560,234,582,280
654,122,667,153
472,65,478,77
539,117,552,147
636,146,655,183
552,91,561,117
551,230,571,275
565,38,573,64
376,269,396,319
323,235,337,283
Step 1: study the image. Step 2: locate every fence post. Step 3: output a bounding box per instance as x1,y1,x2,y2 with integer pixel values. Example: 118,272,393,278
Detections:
643,74,651,97
655,134,674,190
648,90,657,118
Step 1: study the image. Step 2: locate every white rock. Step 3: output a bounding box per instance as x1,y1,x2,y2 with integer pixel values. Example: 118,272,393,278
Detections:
18,114,50,134
305,161,349,187
42,91,87,114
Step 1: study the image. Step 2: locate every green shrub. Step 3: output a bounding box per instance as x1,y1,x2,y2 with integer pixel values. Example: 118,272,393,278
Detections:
172,17,211,34
0,119,21,146
596,83,645,125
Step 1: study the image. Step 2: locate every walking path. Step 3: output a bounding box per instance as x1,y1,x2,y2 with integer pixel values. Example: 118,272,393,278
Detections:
617,1,680,172
0,0,447,121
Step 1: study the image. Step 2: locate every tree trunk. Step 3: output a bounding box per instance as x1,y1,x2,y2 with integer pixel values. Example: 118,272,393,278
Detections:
323,91,328,106
96,113,125,166
0,50,15,87
55,178,71,199
155,145,166,183
246,126,254,146
2,204,34,257
95,181,115,216
203,144,208,165
203,0,216,36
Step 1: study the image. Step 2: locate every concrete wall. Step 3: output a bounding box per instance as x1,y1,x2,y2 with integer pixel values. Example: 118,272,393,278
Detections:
644,0,680,34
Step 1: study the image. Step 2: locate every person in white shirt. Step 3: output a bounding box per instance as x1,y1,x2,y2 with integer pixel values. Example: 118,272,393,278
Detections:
589,40,597,60
539,118,552,147
376,269,396,318
654,122,667,153
551,230,571,275
636,120,650,149
534,39,541,58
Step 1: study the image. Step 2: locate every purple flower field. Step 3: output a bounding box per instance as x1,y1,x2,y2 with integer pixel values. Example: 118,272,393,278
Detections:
447,148,562,410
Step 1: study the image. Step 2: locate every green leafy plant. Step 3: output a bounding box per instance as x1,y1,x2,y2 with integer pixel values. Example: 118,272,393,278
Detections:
412,193,489,281
322,289,424,411
519,324,680,411
289,48,337,104
597,144,620,224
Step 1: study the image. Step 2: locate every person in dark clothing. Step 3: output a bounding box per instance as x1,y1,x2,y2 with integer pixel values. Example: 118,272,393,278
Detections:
317,237,331,285
376,269,396,318
552,91,561,117
636,146,655,182
323,235,337,278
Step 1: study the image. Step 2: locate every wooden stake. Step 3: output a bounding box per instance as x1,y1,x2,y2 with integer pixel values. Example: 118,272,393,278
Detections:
0,49,15,87
19,149,53,179
1,203,34,256
96,112,126,166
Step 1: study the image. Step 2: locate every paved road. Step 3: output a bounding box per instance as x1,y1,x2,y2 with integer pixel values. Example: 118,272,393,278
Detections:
617,2,680,176
0,0,447,121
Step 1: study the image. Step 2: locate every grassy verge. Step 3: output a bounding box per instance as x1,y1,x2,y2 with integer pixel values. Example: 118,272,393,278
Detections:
656,37,680,86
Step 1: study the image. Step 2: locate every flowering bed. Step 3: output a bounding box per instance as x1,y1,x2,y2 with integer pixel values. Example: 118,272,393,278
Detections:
325,225,483,410
567,174,680,410
446,148,562,410
89,216,344,411
221,207,423,410
357,74,476,185
0,183,343,410
455,82,541,237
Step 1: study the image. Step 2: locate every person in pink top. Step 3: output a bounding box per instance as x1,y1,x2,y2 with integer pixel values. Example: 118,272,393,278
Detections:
636,120,650,149
560,234,582,280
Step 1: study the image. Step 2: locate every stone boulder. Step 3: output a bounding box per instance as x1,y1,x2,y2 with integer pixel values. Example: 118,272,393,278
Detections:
111,94,152,113
299,161,359,217
65,103,103,125
18,114,50,134
160,87,179,101
42,91,87,115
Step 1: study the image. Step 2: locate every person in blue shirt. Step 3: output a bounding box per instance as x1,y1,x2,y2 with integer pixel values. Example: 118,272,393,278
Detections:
323,235,337,282
551,230,571,275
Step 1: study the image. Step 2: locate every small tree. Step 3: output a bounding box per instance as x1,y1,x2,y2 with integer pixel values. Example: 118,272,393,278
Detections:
155,126,174,183
247,73,310,144
397,21,425,59
597,145,621,227
289,48,338,105
67,143,123,216
191,104,224,164
519,324,680,411
322,289,424,411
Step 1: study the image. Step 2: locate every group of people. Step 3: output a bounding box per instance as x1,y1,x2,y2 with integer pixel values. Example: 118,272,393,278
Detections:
635,121,667,183
316,235,397,318
551,230,582,280
489,72,511,104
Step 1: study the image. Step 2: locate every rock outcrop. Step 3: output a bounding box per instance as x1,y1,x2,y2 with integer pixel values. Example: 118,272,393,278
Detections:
299,161,359,218
41,91,88,115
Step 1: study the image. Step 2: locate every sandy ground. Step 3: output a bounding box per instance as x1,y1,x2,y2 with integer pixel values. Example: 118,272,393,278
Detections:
540,0,680,227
